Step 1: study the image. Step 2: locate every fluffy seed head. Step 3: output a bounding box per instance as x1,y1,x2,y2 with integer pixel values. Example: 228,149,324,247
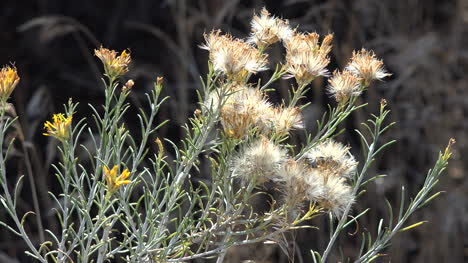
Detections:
275,159,310,218
219,86,273,139
305,139,357,178
345,49,391,86
95,47,131,79
0,65,19,104
284,32,333,86
261,106,303,136
249,8,295,48
232,137,287,184
306,171,353,217
327,70,362,103
201,30,268,82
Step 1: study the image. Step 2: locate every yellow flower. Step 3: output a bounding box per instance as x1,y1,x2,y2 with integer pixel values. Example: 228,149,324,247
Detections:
43,113,73,141
0,66,20,103
94,47,131,79
103,165,131,192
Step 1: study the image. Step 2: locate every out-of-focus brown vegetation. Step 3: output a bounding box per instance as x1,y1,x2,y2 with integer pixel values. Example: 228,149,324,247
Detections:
0,0,466,262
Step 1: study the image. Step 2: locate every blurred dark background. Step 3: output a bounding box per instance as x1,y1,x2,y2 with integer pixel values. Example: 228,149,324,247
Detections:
0,0,466,262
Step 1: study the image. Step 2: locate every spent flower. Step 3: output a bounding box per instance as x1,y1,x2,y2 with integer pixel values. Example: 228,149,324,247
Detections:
217,86,273,138
249,7,294,48
305,139,358,178
201,31,268,82
327,70,362,103
276,159,309,217
261,106,303,136
232,137,287,184
345,48,391,86
284,32,333,86
305,170,353,217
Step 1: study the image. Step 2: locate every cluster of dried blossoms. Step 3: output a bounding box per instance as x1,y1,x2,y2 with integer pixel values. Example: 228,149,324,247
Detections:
248,8,294,48
201,31,268,82
205,84,303,139
284,32,334,86
202,8,390,217
235,139,357,217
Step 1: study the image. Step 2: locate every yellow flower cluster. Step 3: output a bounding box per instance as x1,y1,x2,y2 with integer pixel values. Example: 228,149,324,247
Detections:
94,47,131,79
43,113,73,141
103,165,131,192
0,66,20,104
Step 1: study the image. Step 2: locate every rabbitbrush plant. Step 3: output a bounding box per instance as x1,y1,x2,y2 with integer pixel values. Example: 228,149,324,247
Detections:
0,8,454,263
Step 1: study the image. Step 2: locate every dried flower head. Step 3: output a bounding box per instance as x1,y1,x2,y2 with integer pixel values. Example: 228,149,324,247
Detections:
201,31,268,81
261,106,303,135
345,49,391,86
95,47,131,79
305,171,353,217
43,113,73,141
327,70,362,103
0,66,20,104
284,32,333,86
276,159,309,217
249,8,294,48
305,139,357,178
103,165,131,192
219,86,273,138
232,137,287,184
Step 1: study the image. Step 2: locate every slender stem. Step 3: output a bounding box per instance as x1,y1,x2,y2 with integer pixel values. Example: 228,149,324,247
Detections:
0,108,47,262
289,83,307,108
321,107,385,262
321,142,375,262
18,122,45,244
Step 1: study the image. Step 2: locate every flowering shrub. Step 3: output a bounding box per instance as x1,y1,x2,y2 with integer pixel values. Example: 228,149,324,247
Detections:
0,8,453,263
